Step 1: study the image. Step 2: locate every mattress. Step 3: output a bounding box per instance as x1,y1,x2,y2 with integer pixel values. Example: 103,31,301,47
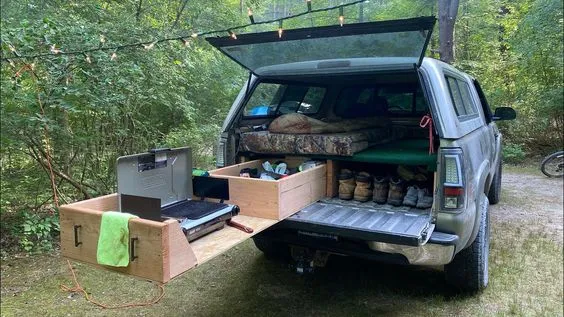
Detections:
239,128,397,156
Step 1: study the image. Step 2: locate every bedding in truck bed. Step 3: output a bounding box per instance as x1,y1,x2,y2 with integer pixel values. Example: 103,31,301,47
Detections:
239,128,397,156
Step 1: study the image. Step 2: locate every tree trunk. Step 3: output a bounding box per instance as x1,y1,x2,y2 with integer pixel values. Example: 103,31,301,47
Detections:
438,0,459,64
136,0,143,22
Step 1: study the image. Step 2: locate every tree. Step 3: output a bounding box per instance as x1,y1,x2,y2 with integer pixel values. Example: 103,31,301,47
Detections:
438,0,460,63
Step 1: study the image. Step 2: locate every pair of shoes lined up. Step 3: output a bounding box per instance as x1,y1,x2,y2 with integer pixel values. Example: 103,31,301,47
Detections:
338,169,381,203
338,169,433,209
402,186,433,209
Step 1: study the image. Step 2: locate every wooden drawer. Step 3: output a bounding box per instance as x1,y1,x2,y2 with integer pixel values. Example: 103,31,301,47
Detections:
60,194,277,283
60,159,327,283
209,160,327,220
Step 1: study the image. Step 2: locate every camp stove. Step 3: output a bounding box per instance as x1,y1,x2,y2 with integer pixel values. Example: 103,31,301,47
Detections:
116,147,239,242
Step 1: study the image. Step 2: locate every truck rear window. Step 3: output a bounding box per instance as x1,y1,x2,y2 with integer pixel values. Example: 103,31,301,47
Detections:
243,83,325,117
334,84,427,118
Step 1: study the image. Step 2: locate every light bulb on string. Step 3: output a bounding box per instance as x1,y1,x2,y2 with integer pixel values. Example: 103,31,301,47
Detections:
182,39,190,47
306,0,312,12
191,32,198,38
85,54,92,64
7,59,15,68
278,20,283,38
50,44,62,54
228,30,237,40
110,52,117,61
100,35,106,43
8,44,16,53
339,7,344,27
248,8,255,24
143,42,156,50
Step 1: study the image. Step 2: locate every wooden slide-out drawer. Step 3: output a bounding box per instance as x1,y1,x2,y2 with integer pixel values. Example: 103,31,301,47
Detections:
60,160,326,283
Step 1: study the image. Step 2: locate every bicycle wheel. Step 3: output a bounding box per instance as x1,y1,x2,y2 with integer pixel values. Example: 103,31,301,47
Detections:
540,151,564,178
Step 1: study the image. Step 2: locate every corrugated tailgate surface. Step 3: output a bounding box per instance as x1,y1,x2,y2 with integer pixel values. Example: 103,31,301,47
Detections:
287,198,432,246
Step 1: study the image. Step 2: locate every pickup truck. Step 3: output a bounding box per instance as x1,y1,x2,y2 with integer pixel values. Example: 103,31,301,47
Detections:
208,16,516,292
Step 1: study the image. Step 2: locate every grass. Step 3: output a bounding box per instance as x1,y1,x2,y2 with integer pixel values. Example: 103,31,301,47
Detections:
1,167,562,317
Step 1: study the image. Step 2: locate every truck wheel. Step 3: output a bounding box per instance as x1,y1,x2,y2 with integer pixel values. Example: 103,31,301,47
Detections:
444,195,490,293
252,234,290,260
487,162,502,205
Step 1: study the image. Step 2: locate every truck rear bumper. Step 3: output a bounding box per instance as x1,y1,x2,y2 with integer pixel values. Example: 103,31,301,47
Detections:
259,224,459,266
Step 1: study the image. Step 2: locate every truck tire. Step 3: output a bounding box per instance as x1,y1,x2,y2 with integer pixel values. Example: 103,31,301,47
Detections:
444,195,490,293
487,162,502,205
252,234,290,260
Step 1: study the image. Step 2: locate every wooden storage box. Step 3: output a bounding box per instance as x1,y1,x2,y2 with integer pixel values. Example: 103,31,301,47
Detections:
60,194,277,283
60,159,326,283
209,159,327,220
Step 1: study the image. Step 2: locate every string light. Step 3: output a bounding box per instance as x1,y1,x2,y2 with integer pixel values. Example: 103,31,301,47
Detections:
50,44,62,54
248,8,255,24
0,0,367,62
8,59,15,68
182,38,190,47
143,42,156,50
278,20,283,38
8,44,16,53
110,52,117,61
84,54,92,63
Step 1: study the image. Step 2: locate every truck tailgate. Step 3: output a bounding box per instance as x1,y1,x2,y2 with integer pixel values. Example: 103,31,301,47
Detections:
283,199,434,247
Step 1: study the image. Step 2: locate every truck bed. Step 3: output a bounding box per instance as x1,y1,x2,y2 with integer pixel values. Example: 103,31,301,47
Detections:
283,198,434,246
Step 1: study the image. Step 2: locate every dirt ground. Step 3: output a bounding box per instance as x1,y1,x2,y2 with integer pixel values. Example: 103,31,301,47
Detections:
1,166,563,317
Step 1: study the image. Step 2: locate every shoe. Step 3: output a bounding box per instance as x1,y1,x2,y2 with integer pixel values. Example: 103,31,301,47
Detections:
372,176,389,204
387,177,405,206
354,172,372,202
416,188,433,209
397,165,415,182
240,168,259,178
403,186,419,207
338,169,356,200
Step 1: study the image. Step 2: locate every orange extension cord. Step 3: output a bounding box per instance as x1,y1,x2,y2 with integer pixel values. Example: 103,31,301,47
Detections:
60,260,165,309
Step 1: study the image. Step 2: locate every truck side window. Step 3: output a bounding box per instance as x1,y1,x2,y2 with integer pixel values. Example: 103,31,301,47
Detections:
473,80,493,124
446,76,478,120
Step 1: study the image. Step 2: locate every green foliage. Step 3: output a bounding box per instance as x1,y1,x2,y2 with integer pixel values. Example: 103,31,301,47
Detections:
503,142,527,164
20,211,60,253
0,0,562,255
1,0,246,253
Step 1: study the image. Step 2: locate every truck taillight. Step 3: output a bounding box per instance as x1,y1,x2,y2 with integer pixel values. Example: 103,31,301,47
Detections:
441,148,465,211
215,140,225,167
444,186,464,209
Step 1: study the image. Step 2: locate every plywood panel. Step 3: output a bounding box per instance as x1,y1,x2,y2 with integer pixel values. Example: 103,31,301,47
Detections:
210,161,262,176
68,193,119,211
162,219,197,281
326,160,340,198
218,176,280,219
279,176,327,219
190,215,277,264
279,164,326,193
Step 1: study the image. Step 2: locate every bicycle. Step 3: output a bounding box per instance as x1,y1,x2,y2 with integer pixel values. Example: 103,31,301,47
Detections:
540,151,564,178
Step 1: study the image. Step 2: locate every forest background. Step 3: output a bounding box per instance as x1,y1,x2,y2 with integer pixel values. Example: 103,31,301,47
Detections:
0,0,562,254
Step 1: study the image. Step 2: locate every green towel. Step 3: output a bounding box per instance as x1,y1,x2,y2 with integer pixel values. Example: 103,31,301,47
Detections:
97,211,138,267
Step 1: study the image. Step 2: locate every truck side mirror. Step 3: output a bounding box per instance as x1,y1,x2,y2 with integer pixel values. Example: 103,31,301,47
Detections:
493,107,516,121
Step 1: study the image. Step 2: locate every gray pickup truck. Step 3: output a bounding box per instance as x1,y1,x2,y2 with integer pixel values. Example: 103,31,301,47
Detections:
207,17,515,292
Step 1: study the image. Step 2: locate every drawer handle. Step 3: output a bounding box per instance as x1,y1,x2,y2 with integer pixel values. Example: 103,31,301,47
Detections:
73,225,82,247
130,237,138,262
